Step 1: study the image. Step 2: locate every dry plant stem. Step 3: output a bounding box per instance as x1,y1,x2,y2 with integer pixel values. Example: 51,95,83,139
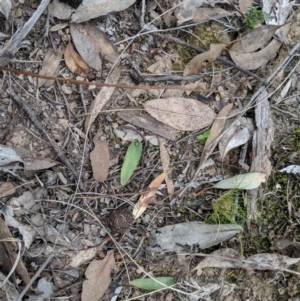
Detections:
9,90,79,179
129,62,207,82
0,0,50,65
153,33,265,83
0,66,217,93
15,253,55,301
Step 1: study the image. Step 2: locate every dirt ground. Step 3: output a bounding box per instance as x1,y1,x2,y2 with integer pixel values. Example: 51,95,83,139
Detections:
1,0,300,300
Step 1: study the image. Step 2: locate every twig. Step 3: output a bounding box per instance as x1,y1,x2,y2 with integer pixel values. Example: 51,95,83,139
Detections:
0,0,50,65
153,32,265,83
9,90,79,179
15,253,54,301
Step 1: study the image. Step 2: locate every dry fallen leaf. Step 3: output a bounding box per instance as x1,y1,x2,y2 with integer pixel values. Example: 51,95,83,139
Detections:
85,64,122,132
0,182,15,197
144,97,216,131
159,139,174,196
82,250,117,301
192,7,232,23
229,39,282,70
0,0,11,19
38,46,63,88
230,25,281,53
90,130,110,182
200,103,233,165
70,23,118,72
133,170,170,219
0,144,59,170
117,111,178,141
239,0,252,14
184,44,226,76
64,39,90,77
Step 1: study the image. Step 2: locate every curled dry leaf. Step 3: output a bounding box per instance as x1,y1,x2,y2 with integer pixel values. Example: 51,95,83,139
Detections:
82,250,117,301
183,44,226,76
85,64,122,132
230,25,281,53
229,39,282,70
90,130,110,182
38,46,63,88
200,103,233,165
143,97,216,131
64,39,90,77
70,22,118,72
133,170,170,219
159,139,174,195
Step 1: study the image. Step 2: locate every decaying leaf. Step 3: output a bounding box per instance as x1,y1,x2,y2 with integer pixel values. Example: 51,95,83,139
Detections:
192,7,232,23
159,139,174,196
85,64,122,132
82,250,117,301
183,44,226,76
0,0,11,19
0,144,59,170
149,222,243,253
117,111,177,141
0,182,15,197
130,277,175,291
218,116,254,160
193,248,300,274
230,25,281,53
175,0,228,25
64,39,90,77
38,46,63,88
120,140,143,186
262,0,293,25
239,0,252,14
70,22,118,72
72,0,136,23
90,130,110,182
200,103,233,165
229,39,282,70
280,165,300,175
214,172,266,190
133,170,170,219
144,98,216,131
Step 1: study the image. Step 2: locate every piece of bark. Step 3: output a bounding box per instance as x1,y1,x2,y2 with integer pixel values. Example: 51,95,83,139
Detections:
117,111,177,141
247,87,274,220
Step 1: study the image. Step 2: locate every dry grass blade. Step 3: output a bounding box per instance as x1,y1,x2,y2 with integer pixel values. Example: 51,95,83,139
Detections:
200,103,233,165
85,64,122,132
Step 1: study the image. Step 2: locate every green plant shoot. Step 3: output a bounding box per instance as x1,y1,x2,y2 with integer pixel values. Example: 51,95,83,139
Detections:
120,140,143,185
197,130,210,145
130,277,174,291
244,6,268,29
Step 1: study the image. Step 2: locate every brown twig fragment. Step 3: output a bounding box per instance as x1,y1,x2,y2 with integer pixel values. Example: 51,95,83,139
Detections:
9,90,79,179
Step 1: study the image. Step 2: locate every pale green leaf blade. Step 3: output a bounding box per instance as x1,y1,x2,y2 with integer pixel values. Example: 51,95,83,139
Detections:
120,140,143,185
214,172,266,190
130,277,174,291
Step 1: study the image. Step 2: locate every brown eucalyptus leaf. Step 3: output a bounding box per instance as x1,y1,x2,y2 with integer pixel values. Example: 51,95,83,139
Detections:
239,0,252,14
64,40,90,77
229,39,282,70
143,97,216,131
90,130,110,182
230,25,281,53
38,46,63,88
184,44,226,76
183,44,226,76
200,103,233,164
70,23,118,72
192,7,232,23
85,64,122,132
82,250,116,301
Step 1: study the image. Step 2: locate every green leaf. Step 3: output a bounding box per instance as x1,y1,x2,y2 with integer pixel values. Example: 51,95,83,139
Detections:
130,277,174,291
214,172,266,190
197,130,210,145
120,140,143,185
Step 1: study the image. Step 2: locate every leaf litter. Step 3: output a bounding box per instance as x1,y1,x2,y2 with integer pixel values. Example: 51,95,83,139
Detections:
0,0,299,300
